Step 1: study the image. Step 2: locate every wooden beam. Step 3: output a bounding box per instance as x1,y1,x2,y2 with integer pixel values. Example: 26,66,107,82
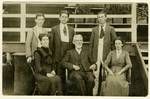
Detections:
131,3,137,42
3,27,132,32
20,3,26,42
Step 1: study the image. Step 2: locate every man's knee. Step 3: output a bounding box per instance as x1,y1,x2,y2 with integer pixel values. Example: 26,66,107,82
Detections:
55,75,62,83
87,73,95,83
71,72,83,81
89,76,94,82
76,75,83,81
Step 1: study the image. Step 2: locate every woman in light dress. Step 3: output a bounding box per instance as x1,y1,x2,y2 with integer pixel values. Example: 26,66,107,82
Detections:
101,37,132,96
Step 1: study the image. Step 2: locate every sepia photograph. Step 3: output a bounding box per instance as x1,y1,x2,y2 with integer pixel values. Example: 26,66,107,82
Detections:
2,0,149,97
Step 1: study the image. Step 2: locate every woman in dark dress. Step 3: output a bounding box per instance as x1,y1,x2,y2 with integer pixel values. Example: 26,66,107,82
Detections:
34,34,62,95
101,37,132,96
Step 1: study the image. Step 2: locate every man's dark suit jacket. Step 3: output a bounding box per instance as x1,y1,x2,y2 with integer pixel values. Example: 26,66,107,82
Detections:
61,48,94,72
61,48,95,95
51,24,75,63
90,24,117,63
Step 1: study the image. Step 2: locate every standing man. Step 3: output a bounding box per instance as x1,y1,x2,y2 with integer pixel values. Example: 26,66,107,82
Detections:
26,13,47,63
51,10,75,94
90,10,117,96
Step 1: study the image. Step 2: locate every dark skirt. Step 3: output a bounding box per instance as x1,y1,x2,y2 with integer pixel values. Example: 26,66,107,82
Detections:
35,74,62,95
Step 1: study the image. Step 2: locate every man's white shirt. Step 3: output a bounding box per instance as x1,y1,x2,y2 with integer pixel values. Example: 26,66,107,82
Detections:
60,23,69,42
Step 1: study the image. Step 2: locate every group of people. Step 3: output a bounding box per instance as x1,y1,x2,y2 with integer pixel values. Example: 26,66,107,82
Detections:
25,10,132,96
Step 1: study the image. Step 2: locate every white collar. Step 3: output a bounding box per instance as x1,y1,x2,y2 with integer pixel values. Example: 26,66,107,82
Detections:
99,23,106,29
60,23,67,27
116,49,122,53
75,48,82,54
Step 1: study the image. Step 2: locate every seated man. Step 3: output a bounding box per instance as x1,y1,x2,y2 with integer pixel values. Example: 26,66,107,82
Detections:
61,34,96,96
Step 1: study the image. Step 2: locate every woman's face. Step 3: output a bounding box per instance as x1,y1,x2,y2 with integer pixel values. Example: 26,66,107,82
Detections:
59,13,69,24
41,36,49,48
35,16,45,27
115,40,123,50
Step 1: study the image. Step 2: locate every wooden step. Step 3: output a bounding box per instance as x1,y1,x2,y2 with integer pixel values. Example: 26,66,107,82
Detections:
140,49,148,53
143,56,148,61
145,64,148,70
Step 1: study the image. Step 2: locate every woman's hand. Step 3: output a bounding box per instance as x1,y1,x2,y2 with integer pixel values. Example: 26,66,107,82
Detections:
108,71,114,75
116,72,121,75
47,73,54,77
51,70,56,76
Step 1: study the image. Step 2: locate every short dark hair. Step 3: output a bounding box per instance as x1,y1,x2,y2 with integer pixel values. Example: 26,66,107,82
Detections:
38,34,48,41
114,36,125,45
59,10,69,17
35,13,45,19
97,10,107,17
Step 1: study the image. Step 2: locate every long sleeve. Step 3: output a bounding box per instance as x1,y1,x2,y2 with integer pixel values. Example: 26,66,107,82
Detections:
61,51,74,71
49,28,54,53
89,29,95,63
125,52,132,68
26,30,33,57
87,47,96,65
34,51,42,74
89,29,94,52
104,51,112,68
71,26,75,35
51,27,57,64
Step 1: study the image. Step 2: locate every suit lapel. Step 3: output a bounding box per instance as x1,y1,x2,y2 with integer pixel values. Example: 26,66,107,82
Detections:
103,24,109,44
94,26,99,48
73,49,79,61
79,48,87,71
68,25,72,42
95,26,99,37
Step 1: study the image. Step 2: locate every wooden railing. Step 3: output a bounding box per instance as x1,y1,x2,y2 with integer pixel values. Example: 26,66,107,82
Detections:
135,43,148,91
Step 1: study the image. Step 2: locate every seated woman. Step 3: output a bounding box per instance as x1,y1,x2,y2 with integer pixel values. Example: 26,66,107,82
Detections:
34,34,62,95
100,37,132,96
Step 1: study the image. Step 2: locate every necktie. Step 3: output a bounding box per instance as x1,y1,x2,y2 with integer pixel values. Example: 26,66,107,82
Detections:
117,50,121,58
63,26,67,36
100,26,104,38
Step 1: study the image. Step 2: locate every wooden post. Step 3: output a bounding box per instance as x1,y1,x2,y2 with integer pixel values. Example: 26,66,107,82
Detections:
13,53,34,95
20,3,26,43
131,3,137,42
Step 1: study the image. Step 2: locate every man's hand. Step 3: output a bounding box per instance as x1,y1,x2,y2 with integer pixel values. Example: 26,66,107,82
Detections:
27,57,32,63
47,73,55,77
89,64,96,70
51,70,56,76
73,65,80,71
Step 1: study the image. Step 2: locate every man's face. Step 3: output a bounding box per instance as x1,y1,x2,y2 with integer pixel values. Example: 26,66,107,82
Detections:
35,16,45,27
73,35,83,49
59,13,69,24
97,13,107,25
41,36,49,48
